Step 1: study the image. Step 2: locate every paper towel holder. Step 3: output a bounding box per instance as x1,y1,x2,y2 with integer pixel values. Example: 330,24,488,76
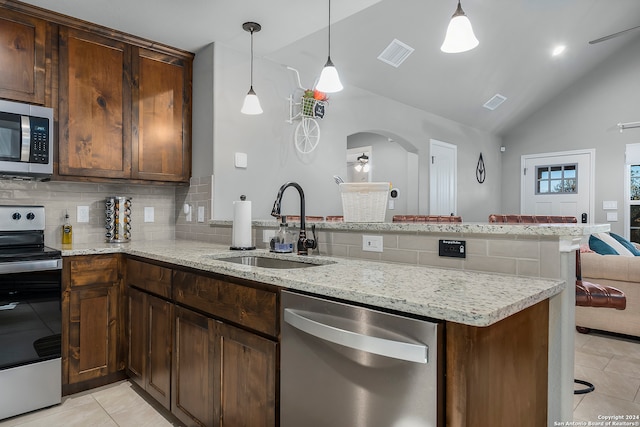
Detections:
231,195,256,251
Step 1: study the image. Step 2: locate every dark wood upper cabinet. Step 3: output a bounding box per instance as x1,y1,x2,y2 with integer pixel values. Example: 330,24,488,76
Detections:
0,1,193,183
57,27,132,179
0,9,47,105
132,48,191,182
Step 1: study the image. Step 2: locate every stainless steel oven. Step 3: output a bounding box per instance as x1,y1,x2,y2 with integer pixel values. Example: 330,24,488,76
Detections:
0,205,62,420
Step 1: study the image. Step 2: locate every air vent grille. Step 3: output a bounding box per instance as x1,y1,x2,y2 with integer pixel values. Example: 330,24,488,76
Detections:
483,94,507,111
377,39,414,68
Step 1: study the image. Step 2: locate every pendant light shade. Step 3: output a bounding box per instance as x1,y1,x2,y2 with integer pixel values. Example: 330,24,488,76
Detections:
354,153,370,172
316,0,343,93
241,86,262,115
440,1,479,53
240,22,263,115
317,57,343,93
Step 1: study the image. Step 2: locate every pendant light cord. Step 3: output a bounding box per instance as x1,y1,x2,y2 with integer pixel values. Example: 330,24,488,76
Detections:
327,0,331,57
250,28,254,87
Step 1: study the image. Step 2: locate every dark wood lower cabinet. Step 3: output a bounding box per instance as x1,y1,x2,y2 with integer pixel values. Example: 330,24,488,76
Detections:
445,300,549,427
146,294,173,408
126,287,173,410
214,321,276,427
170,305,278,427
63,254,125,394
172,306,214,427
68,285,119,384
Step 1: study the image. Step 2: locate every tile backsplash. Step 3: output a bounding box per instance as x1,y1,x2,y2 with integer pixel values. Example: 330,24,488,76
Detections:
0,179,176,246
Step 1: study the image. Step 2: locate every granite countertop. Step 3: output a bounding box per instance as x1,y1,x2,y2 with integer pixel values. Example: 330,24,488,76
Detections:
59,239,565,327
211,219,610,236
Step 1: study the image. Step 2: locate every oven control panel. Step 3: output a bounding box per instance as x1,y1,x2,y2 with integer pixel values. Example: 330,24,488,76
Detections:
0,205,45,231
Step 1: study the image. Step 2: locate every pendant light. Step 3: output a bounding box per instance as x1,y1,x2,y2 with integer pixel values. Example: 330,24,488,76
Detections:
354,153,370,172
241,22,263,115
316,0,343,93
440,1,479,53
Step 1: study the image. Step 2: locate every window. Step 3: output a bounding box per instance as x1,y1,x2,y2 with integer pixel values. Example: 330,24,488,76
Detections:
629,164,640,242
536,164,577,194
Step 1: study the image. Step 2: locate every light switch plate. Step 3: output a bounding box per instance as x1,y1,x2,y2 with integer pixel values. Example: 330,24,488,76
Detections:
235,152,248,168
606,212,618,222
77,205,89,223
603,201,618,210
144,206,154,223
363,235,383,252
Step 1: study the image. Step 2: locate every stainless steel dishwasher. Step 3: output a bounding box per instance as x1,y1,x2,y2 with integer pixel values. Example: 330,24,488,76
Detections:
281,290,442,427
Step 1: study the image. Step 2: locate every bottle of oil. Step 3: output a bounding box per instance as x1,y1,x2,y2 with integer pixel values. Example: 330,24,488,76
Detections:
62,211,73,244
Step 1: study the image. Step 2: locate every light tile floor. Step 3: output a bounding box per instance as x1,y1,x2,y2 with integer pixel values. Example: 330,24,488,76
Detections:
3,332,640,426
574,330,640,423
0,381,182,427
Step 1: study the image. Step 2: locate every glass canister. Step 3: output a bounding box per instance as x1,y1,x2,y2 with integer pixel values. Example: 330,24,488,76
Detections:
105,196,132,243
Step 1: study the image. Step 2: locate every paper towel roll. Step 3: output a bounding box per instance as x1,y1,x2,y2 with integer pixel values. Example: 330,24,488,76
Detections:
231,198,255,250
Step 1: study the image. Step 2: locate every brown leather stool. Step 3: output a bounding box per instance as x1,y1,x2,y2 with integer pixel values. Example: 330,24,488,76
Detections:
574,251,626,394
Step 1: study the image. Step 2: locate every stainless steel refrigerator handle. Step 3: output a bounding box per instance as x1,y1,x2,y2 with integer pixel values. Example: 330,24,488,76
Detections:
284,308,428,364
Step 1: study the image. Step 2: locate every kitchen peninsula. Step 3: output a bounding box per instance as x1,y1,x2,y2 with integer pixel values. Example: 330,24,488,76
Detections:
60,221,607,426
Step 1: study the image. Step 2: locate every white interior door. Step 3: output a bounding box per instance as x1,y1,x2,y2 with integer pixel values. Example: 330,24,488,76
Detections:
521,149,594,222
429,140,457,215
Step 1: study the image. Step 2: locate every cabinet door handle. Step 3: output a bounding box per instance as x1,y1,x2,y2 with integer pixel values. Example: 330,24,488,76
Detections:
284,308,428,364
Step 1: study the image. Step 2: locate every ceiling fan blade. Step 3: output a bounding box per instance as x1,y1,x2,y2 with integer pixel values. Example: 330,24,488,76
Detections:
589,25,640,44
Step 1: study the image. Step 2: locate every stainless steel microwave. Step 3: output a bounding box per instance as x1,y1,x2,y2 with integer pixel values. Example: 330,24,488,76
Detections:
0,99,53,181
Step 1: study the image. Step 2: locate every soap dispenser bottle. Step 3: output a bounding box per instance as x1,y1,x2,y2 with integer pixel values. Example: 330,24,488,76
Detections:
62,210,73,244
270,216,294,253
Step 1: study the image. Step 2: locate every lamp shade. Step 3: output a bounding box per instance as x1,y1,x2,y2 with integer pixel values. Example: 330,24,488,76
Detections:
316,57,343,93
240,87,263,115
440,3,479,53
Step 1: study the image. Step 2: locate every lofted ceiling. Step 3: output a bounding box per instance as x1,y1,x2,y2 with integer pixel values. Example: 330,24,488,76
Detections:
18,0,640,136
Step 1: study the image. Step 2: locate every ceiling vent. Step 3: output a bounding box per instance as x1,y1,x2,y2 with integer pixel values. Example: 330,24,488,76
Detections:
377,39,414,68
483,94,507,111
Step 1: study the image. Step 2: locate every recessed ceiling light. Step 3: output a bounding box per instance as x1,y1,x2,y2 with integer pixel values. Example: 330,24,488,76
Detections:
552,45,566,56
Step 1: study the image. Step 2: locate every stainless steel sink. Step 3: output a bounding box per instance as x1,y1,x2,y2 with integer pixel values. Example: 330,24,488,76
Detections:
216,255,329,269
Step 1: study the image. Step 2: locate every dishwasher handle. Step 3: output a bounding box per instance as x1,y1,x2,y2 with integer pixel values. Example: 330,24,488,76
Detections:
284,308,428,364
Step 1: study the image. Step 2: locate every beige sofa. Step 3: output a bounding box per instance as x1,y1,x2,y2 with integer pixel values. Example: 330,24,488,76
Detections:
576,251,640,337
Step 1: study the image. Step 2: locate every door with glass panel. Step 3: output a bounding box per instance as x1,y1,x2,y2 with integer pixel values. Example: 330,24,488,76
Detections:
625,144,640,242
521,150,594,221
628,164,640,242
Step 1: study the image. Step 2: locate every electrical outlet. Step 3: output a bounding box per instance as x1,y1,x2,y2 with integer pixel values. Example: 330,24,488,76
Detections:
362,235,383,252
439,239,466,258
144,206,155,223
263,229,276,243
77,205,90,223
197,206,205,223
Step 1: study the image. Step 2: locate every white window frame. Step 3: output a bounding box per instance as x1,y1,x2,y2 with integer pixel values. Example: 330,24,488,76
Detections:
624,144,640,241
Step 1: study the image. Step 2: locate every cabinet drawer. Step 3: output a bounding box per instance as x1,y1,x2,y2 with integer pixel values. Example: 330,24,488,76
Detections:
68,255,119,287
126,259,172,298
173,271,277,337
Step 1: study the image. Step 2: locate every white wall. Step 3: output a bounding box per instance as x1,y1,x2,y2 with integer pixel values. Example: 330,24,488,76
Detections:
501,37,640,234
203,43,503,222
347,132,411,217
